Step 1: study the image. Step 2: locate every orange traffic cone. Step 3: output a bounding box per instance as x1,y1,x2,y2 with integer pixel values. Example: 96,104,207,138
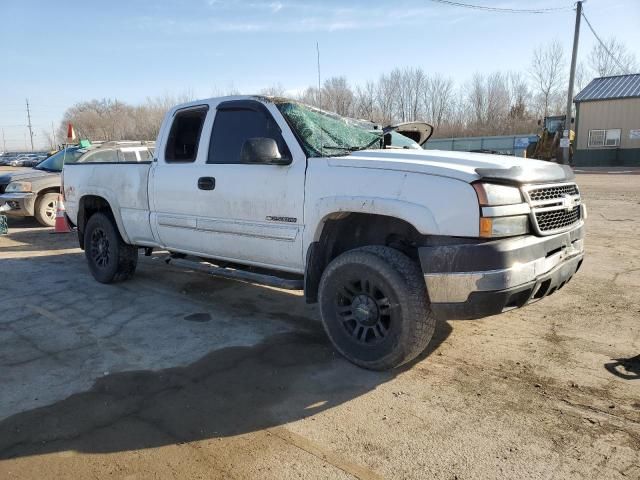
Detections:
53,194,73,233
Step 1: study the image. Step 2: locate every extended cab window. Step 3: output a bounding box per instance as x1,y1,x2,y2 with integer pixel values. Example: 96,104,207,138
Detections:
81,149,119,163
165,107,208,162
120,150,138,162
208,107,288,164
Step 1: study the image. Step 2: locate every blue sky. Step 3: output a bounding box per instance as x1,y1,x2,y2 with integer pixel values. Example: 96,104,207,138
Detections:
1,0,639,150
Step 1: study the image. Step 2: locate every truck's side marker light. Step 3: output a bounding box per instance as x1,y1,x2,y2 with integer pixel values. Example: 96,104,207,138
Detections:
479,218,492,238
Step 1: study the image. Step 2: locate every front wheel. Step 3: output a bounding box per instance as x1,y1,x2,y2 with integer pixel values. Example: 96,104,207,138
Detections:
34,192,58,227
84,212,138,283
318,246,435,370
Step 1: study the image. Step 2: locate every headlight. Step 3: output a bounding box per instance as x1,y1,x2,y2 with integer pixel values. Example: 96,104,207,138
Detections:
474,183,529,237
480,215,529,238
5,181,32,193
473,183,522,206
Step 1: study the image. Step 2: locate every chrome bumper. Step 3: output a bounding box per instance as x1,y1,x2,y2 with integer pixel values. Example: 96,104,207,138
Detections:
418,225,585,320
425,238,584,303
0,192,35,216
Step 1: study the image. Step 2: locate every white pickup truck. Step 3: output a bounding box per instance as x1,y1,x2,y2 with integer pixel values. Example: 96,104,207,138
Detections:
63,96,586,370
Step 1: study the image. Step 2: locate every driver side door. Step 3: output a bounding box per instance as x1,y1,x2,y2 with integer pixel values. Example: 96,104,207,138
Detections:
194,101,306,272
154,100,306,273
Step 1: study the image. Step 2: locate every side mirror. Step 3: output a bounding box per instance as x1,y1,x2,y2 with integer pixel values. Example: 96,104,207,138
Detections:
240,137,290,165
537,119,542,126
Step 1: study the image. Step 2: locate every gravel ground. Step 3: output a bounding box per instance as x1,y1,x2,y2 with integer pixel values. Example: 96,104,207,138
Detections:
0,173,638,479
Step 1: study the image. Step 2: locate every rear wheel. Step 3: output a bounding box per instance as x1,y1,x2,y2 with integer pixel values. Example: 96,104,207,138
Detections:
34,192,58,227
318,246,435,370
84,212,138,283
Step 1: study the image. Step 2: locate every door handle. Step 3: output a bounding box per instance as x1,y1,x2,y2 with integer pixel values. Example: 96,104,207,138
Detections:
198,177,216,190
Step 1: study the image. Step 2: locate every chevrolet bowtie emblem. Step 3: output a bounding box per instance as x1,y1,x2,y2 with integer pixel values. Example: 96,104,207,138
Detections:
562,194,576,212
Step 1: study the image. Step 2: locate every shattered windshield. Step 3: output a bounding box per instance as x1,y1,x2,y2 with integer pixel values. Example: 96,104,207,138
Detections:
275,101,383,157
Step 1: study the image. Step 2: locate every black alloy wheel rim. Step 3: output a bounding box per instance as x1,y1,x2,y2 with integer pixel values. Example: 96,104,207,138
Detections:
335,277,392,345
90,228,111,268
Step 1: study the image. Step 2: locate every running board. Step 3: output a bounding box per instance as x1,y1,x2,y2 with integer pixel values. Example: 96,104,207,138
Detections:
165,257,304,290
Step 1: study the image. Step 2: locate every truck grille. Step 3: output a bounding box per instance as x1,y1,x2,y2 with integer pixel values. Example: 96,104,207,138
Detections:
523,183,582,235
528,184,579,202
535,207,581,232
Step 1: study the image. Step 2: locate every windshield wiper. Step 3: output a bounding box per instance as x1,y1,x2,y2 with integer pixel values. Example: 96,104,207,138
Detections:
321,146,363,152
321,138,382,154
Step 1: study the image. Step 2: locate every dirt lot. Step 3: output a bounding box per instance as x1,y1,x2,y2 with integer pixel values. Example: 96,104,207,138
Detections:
0,173,638,479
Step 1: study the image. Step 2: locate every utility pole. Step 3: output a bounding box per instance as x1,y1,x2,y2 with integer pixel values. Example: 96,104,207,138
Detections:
25,98,35,152
51,121,56,150
1,128,6,153
562,1,583,165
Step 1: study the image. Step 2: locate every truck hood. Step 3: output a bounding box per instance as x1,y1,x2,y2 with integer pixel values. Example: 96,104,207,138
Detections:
328,149,574,184
0,168,58,185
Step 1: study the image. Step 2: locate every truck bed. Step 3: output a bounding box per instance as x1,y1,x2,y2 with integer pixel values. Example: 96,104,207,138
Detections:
63,162,155,246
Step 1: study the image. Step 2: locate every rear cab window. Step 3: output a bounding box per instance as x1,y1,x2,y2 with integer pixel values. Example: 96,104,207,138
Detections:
165,106,209,162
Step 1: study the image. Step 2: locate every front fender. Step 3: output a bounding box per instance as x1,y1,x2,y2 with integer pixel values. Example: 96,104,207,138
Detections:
309,196,439,242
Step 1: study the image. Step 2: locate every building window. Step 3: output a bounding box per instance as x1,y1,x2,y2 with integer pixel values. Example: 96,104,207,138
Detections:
604,129,621,146
588,128,621,148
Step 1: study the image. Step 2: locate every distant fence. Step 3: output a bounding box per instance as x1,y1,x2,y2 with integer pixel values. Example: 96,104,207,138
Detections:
424,134,539,157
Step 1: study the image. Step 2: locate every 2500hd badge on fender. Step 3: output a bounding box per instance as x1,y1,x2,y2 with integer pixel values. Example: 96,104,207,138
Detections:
62,96,586,370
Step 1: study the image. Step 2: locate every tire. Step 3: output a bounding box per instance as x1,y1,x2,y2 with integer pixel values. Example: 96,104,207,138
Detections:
34,192,58,227
84,212,138,283
318,246,436,370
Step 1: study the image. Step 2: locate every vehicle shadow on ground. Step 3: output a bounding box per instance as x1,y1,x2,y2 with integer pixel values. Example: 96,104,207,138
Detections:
0,218,76,252
4,217,45,229
604,355,640,380
0,299,452,460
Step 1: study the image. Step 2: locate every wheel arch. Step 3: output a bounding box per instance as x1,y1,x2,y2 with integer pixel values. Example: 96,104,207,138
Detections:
77,194,129,249
36,186,61,197
304,211,430,304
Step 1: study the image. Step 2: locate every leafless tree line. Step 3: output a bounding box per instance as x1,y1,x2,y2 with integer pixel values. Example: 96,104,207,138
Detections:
58,37,636,143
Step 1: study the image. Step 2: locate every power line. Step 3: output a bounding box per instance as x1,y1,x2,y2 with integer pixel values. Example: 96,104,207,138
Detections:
581,11,630,75
426,0,573,14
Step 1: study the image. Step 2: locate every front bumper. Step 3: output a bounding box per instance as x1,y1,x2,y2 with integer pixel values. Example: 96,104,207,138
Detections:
419,224,585,320
0,192,36,217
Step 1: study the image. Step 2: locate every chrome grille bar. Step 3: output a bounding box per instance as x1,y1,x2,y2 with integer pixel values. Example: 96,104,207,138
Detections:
522,182,582,235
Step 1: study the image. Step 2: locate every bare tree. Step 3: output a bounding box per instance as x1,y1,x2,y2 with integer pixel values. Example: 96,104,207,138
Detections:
376,73,396,124
467,73,487,130
588,37,637,77
485,72,510,130
390,67,425,122
354,81,377,120
530,40,566,117
407,68,426,122
574,62,591,93
322,76,354,117
59,91,196,143
506,72,530,120
298,86,321,108
259,83,286,97
422,74,454,129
